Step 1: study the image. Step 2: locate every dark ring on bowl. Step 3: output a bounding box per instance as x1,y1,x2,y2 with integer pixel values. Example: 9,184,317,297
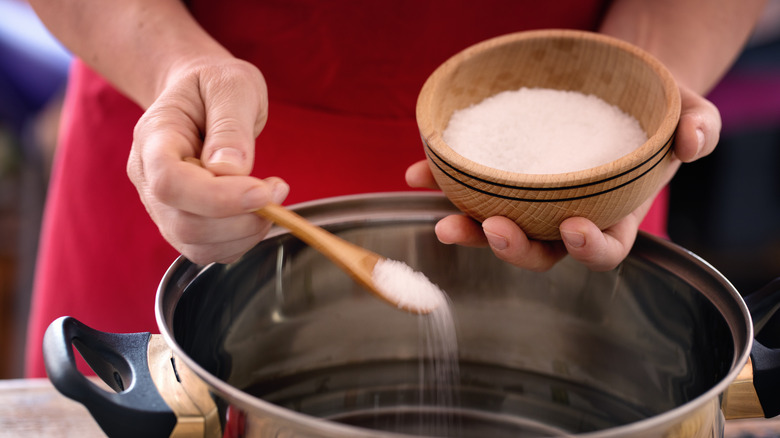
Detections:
424,133,674,203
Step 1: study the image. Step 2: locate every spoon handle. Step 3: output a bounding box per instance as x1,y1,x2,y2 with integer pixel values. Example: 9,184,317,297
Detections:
255,203,381,291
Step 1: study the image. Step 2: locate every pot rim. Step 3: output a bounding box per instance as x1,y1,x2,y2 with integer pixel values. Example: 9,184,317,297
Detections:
155,192,753,437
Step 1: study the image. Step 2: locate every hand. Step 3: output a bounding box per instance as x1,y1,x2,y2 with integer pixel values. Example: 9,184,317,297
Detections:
406,84,721,272
127,57,289,265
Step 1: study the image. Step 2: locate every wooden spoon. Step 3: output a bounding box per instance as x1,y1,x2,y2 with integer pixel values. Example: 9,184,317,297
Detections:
256,203,440,314
182,157,440,314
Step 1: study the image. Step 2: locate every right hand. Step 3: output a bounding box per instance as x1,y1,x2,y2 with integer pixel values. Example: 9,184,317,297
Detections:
405,84,722,272
127,57,289,265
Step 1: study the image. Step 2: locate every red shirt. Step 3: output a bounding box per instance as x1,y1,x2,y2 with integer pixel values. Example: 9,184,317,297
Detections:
26,1,668,377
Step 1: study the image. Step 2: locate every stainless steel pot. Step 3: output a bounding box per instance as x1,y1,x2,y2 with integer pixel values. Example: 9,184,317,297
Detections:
43,193,780,437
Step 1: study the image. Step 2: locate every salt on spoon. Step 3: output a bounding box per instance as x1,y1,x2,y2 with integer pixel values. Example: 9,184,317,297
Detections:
371,258,447,313
255,203,445,314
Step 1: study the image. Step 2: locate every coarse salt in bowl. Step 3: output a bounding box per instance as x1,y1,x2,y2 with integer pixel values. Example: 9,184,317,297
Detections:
416,29,681,240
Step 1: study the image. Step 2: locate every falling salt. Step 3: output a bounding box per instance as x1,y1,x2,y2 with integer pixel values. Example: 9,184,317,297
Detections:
443,87,648,174
371,258,460,435
417,297,460,436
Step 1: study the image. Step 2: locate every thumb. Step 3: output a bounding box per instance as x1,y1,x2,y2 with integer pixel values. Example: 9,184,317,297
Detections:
674,85,721,163
199,64,269,176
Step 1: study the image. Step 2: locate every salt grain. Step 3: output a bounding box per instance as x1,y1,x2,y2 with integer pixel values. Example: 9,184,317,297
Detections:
372,258,447,313
443,87,648,174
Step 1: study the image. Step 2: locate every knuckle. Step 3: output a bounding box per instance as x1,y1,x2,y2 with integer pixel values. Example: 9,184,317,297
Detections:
495,249,555,273
126,152,142,184
582,258,617,272
164,214,205,246
208,116,246,138
133,108,172,141
179,245,218,266
200,61,263,97
575,249,623,272
180,240,256,266
149,170,180,205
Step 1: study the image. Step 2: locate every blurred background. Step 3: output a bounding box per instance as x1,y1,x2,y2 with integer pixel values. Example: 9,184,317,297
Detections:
0,0,778,380
669,2,780,296
0,0,71,379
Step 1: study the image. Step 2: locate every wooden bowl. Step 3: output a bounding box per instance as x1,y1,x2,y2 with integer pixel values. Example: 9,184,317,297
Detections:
416,29,681,240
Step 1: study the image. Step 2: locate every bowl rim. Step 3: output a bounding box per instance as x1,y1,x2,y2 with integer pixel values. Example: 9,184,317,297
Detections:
416,29,682,188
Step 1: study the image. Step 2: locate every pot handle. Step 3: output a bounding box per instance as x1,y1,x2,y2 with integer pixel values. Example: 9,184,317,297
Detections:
42,316,177,438
744,277,780,418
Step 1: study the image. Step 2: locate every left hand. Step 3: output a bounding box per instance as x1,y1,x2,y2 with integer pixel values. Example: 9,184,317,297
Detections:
127,57,288,265
405,84,721,272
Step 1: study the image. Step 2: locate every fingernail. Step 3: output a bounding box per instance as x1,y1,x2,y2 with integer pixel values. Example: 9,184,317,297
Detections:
561,230,585,248
242,186,269,211
209,147,244,167
434,222,454,244
271,181,290,204
484,230,508,251
695,128,705,153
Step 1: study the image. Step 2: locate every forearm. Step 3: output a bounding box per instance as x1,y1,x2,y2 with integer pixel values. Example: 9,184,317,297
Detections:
600,0,766,94
28,0,232,108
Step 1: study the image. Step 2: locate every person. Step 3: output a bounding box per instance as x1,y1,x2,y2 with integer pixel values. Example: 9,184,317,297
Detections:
24,0,765,378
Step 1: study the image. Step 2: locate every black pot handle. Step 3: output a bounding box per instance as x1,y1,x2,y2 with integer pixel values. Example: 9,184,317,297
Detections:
43,316,177,438
744,277,780,418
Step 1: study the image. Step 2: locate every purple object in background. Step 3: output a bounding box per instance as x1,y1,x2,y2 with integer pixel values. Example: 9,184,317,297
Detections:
0,0,72,131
